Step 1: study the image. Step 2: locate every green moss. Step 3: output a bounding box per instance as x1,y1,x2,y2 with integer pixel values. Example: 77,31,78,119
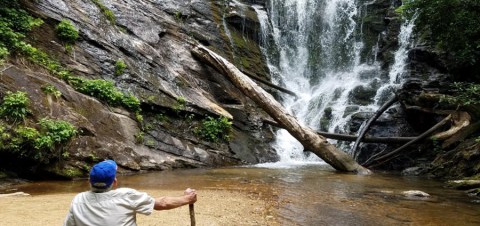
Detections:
195,116,232,143
41,84,62,98
0,91,30,122
63,168,83,178
55,19,79,43
173,96,186,112
134,131,144,144
114,58,127,76
91,0,116,25
0,170,7,179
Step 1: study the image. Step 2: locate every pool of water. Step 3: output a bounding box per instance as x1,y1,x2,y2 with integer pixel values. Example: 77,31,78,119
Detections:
8,165,480,225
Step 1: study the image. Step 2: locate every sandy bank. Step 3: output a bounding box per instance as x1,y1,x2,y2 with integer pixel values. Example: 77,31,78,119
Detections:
0,189,277,226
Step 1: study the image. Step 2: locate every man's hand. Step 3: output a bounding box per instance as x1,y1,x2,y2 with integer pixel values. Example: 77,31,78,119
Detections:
154,188,198,210
184,188,197,204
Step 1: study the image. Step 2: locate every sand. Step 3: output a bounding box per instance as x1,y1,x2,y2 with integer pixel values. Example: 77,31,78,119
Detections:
0,189,278,226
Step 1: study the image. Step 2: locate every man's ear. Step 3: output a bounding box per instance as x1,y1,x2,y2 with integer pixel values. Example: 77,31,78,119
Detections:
113,178,118,187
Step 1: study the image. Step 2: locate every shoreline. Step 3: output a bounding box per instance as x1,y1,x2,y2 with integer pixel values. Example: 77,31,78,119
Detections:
0,188,277,226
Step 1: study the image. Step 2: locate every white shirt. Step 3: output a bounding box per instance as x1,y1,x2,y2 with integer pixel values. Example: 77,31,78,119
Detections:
63,188,155,226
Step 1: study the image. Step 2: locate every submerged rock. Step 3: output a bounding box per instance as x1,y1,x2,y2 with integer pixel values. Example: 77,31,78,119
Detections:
447,180,480,190
401,190,430,200
0,192,30,198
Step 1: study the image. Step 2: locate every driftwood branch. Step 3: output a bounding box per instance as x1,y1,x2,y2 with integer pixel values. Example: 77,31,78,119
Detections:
241,70,297,97
364,114,452,167
430,111,470,140
192,45,370,174
263,119,415,143
442,121,480,148
352,96,398,159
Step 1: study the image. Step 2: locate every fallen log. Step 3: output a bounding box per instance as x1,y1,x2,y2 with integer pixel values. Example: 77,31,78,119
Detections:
364,114,452,167
241,70,297,97
192,45,370,174
430,111,471,140
263,119,415,143
352,96,398,159
442,121,480,148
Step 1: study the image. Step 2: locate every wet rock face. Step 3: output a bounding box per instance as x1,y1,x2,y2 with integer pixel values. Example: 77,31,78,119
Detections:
2,0,278,178
428,139,480,179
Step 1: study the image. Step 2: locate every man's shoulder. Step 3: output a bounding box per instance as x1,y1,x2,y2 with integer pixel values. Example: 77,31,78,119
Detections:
113,187,140,195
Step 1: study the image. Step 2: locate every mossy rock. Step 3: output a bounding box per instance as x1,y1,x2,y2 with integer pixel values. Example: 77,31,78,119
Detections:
447,180,480,190
0,171,7,179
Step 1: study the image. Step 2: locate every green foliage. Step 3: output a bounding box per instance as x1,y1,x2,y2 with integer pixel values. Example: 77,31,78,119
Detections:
442,82,480,107
401,0,480,69
63,168,83,177
0,125,37,153
114,58,127,76
123,94,141,112
0,46,8,60
55,19,79,43
0,91,30,122
154,113,168,124
32,118,77,160
11,126,39,154
37,118,77,145
74,79,140,111
76,79,123,105
173,96,186,112
134,131,144,144
196,116,232,143
135,111,143,123
41,84,62,98
0,118,77,163
174,11,186,23
0,0,43,59
91,0,116,25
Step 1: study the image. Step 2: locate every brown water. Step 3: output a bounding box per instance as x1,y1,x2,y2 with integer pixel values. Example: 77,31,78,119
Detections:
10,165,480,225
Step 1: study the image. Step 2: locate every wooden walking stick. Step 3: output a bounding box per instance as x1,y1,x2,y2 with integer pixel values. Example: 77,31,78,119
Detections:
189,203,196,226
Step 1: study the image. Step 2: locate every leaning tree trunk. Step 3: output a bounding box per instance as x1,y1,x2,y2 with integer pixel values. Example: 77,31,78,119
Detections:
192,45,370,174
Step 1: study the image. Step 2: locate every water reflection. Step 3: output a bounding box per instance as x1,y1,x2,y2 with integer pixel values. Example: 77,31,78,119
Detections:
7,166,480,225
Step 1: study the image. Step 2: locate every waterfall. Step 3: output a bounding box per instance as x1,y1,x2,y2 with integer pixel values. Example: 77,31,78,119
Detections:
374,15,417,105
253,0,415,166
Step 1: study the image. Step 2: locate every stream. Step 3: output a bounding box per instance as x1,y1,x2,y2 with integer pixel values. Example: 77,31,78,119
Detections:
11,165,480,226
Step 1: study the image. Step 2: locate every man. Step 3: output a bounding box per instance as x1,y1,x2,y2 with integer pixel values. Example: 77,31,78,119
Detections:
64,160,197,226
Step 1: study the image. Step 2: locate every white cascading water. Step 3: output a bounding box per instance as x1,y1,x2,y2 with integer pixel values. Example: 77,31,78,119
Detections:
253,0,415,166
374,15,417,105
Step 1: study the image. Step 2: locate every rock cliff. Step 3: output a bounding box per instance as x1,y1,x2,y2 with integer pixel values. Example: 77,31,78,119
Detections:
0,0,278,178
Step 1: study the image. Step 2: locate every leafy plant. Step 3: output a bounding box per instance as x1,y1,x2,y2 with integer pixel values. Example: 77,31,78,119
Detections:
196,116,232,143
34,118,77,150
0,118,77,163
400,0,480,69
0,46,8,60
38,118,77,142
134,131,144,144
135,112,143,123
12,126,39,154
122,93,140,112
114,58,127,76
442,82,480,107
155,113,168,123
41,84,62,98
75,79,123,105
0,91,30,122
173,96,186,112
0,0,43,59
74,79,141,112
55,19,79,43
91,0,116,25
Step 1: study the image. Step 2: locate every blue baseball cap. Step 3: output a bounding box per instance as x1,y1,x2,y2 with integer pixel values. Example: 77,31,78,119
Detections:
89,160,117,189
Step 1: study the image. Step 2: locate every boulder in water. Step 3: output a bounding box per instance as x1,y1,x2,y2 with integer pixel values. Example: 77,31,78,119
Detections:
401,190,430,200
